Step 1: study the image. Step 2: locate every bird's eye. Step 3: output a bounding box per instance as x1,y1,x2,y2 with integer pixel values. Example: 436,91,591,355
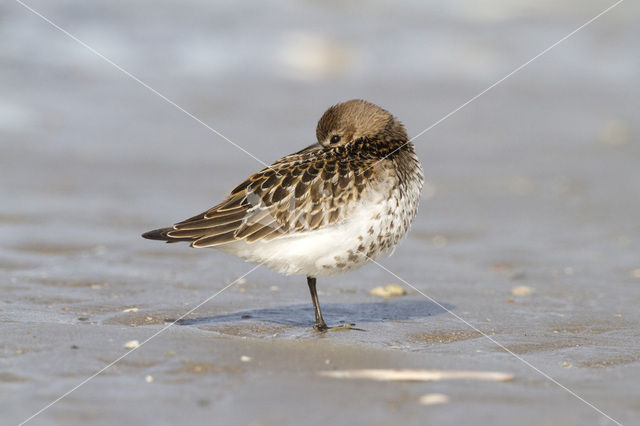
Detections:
330,135,341,144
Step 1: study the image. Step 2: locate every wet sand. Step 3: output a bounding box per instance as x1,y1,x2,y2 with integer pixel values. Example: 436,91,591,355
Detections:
1,0,639,425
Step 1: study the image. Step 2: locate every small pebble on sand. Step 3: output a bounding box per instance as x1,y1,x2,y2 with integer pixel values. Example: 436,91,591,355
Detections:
419,393,450,405
240,355,252,362
511,286,533,296
123,307,139,313
370,284,407,298
124,340,140,349
145,375,154,383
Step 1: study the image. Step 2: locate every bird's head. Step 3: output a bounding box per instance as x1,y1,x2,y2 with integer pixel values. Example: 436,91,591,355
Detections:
316,99,408,149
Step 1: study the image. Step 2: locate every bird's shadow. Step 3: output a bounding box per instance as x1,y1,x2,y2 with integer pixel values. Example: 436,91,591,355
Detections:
177,299,453,328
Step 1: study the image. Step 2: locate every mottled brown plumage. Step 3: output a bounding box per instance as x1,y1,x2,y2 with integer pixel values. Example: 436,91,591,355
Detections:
142,99,423,330
143,100,416,248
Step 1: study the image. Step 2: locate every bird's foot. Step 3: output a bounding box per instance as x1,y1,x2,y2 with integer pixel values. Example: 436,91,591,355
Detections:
329,323,365,331
314,322,365,332
314,322,329,332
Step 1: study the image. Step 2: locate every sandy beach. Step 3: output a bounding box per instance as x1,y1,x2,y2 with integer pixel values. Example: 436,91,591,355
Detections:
1,1,639,425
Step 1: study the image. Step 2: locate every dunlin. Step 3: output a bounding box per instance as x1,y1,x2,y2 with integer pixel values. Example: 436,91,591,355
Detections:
143,100,423,330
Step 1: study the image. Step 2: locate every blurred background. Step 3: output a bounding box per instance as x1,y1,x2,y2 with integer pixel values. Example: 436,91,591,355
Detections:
1,0,639,425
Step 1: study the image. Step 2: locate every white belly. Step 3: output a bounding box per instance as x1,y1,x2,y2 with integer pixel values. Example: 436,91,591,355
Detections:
215,180,421,277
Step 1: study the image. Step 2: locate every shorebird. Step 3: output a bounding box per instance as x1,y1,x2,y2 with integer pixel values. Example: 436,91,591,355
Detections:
143,99,423,330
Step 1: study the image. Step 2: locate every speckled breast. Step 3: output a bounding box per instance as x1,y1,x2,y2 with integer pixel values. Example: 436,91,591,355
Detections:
326,149,424,273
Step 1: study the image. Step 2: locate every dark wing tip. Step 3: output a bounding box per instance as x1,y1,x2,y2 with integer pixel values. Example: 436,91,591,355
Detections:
141,227,174,241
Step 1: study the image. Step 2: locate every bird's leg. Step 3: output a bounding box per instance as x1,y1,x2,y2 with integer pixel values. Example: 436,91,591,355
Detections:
307,276,328,331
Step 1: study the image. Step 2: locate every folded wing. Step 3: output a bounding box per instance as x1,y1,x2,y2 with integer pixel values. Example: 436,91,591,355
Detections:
142,144,374,247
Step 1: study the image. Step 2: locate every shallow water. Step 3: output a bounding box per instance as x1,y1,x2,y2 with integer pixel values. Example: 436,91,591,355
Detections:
1,0,639,425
